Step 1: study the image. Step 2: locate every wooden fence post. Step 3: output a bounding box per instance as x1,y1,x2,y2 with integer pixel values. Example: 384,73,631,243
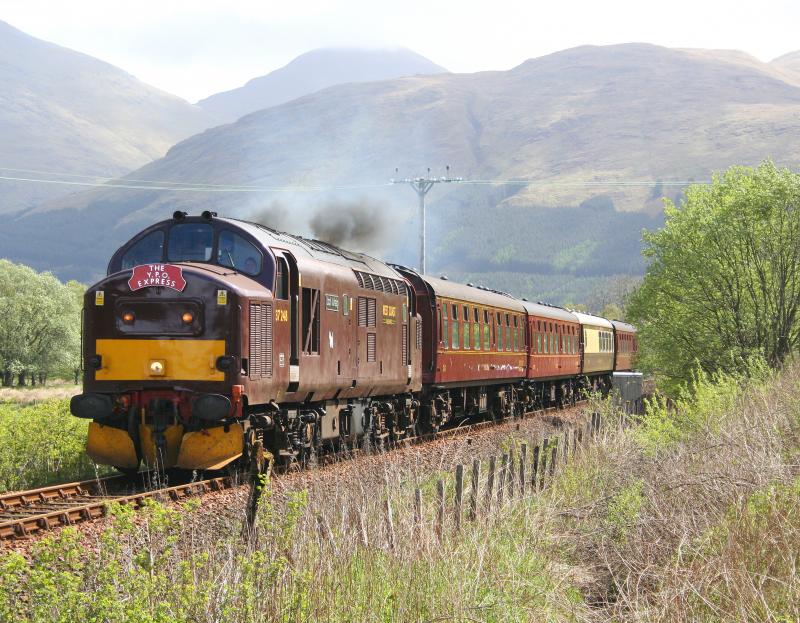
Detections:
571,427,578,459
508,451,516,500
498,453,508,507
436,480,445,540
454,464,464,532
540,438,549,489
469,459,480,521
549,442,558,480
520,443,527,495
486,455,496,512
384,498,395,549
414,487,422,532
357,508,368,547
531,445,540,491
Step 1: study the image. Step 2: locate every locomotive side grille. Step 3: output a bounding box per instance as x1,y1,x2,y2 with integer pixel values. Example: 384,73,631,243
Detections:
358,296,368,327
353,270,406,297
249,302,273,379
264,304,273,377
367,298,377,327
367,333,376,362
416,318,423,350
250,303,262,379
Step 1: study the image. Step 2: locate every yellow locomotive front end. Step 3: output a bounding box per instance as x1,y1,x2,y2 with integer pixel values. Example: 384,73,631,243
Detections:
71,214,276,472
72,261,248,472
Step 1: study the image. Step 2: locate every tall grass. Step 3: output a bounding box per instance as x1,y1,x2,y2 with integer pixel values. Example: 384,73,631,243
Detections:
0,399,101,491
0,363,798,622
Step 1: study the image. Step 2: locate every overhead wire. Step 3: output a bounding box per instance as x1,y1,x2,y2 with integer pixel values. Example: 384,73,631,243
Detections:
0,165,710,193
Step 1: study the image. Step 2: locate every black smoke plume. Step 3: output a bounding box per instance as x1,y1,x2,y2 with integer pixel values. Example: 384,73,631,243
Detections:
248,201,289,230
309,199,389,252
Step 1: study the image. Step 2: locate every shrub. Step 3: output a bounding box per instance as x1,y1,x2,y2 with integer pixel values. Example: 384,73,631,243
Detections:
0,399,101,491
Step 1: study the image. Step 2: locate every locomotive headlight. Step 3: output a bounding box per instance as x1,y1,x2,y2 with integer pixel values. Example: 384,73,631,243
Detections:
181,311,194,324
122,311,135,324
149,360,165,376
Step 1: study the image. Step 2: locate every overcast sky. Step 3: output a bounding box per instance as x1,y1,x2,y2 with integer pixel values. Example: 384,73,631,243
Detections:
3,0,799,102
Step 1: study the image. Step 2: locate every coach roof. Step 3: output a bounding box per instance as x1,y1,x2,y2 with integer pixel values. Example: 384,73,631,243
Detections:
521,301,579,323
610,319,637,333
416,274,527,312
573,311,614,329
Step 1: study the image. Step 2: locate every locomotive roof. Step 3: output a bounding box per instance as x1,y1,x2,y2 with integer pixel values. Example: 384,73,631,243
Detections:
520,301,579,323
225,217,403,279
415,274,527,312
572,311,614,329
610,319,637,333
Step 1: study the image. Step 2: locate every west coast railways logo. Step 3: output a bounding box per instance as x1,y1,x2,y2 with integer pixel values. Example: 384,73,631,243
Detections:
128,264,187,292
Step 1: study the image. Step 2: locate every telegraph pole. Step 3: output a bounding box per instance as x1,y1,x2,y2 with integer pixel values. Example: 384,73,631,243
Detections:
391,167,461,274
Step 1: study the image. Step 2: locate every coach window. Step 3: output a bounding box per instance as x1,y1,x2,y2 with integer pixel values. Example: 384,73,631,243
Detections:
473,312,481,349
497,316,503,351
441,304,448,349
218,230,262,275
121,230,164,269
505,315,511,351
463,306,470,349
451,304,459,349
167,223,214,262
483,312,490,351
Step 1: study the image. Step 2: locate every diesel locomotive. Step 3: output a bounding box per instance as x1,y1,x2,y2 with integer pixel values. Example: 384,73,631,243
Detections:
70,211,637,472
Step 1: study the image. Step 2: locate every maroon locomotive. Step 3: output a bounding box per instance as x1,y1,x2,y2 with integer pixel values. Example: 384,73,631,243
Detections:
71,212,636,471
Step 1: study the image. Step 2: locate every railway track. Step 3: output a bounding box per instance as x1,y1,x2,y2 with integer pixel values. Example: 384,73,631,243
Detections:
0,473,235,540
0,401,582,542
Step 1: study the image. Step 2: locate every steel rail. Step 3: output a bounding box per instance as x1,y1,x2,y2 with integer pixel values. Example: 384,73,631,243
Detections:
0,476,233,540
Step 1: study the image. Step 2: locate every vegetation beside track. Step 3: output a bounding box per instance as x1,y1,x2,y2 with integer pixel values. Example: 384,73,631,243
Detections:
0,363,797,622
0,399,104,492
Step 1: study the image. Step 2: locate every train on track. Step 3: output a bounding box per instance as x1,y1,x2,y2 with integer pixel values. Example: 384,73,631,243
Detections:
70,211,637,472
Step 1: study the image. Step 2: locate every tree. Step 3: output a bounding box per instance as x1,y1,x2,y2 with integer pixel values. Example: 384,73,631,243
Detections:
0,260,84,386
628,162,800,390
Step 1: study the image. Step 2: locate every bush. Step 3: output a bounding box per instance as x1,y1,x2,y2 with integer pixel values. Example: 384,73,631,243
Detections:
0,399,101,491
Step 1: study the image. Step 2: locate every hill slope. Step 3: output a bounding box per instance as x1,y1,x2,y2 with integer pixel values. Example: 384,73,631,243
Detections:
771,50,800,84
6,43,800,303
0,20,216,213
197,47,447,122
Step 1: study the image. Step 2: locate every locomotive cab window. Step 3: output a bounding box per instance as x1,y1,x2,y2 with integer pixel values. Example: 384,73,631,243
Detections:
218,230,262,275
121,230,164,269
275,257,289,299
302,288,320,355
167,223,214,262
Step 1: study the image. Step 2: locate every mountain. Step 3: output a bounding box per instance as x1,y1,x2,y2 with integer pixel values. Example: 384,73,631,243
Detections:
6,43,800,304
0,20,217,213
197,47,447,122
771,50,800,84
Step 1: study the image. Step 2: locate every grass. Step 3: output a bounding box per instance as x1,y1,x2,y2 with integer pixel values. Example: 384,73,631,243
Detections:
0,399,104,492
0,363,798,621
0,381,80,406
